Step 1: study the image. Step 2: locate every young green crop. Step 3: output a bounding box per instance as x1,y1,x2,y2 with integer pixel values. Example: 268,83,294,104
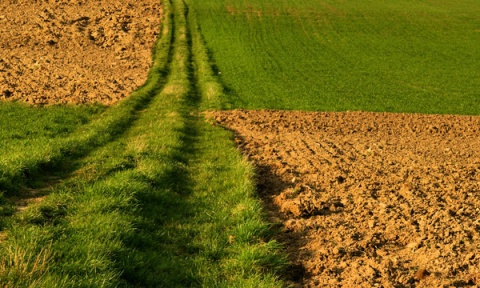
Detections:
188,0,480,115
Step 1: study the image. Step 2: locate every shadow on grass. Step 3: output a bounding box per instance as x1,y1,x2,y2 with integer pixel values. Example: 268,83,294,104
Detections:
118,13,204,279
118,88,205,286
219,126,307,284
0,67,172,240
0,12,175,231
254,163,308,284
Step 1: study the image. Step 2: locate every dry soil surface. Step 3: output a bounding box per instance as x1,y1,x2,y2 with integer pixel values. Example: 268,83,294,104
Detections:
208,110,480,288
0,0,161,105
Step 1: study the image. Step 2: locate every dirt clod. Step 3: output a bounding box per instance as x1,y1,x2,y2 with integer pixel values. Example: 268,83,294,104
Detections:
208,109,480,287
0,0,162,105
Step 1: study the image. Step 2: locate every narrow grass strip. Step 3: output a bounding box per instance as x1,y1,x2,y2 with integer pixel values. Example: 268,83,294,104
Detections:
120,1,287,285
183,117,287,287
185,0,227,110
186,0,288,285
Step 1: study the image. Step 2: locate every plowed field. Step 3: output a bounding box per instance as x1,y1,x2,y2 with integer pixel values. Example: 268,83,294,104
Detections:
208,110,480,287
0,0,161,105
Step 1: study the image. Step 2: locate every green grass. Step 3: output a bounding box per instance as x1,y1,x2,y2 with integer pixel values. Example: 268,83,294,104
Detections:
0,103,104,227
0,103,103,142
0,0,286,286
187,0,480,114
0,103,104,182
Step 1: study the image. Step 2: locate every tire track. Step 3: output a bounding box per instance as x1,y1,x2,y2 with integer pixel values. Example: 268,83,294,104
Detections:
0,0,173,238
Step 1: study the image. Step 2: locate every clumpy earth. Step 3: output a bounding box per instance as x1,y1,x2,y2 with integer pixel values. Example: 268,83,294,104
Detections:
208,110,480,287
0,0,162,105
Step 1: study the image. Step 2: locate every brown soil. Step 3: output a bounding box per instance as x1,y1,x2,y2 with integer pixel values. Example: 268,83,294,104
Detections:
0,0,161,105
207,110,480,288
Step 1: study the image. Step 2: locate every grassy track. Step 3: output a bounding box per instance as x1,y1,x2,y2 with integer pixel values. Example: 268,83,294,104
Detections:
187,0,480,114
0,0,286,286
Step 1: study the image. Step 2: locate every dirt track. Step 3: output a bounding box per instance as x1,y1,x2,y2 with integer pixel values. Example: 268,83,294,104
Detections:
208,110,480,287
0,0,161,105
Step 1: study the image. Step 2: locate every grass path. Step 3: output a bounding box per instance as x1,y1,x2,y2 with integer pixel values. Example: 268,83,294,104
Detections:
0,0,286,286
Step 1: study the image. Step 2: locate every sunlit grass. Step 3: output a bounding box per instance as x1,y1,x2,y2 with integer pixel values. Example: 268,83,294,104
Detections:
188,0,480,115
0,0,286,286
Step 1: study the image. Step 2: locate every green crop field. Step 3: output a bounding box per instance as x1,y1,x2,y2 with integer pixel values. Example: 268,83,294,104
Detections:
188,0,480,114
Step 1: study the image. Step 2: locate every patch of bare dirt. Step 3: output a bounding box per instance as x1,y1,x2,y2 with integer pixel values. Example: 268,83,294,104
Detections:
208,110,480,287
0,0,161,105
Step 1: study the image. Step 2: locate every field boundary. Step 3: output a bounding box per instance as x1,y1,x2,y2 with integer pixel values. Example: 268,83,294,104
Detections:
0,3,172,196
0,0,287,286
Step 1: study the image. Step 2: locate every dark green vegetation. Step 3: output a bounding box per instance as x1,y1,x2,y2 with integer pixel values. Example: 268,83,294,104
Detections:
188,0,480,114
0,103,103,187
0,103,104,230
0,0,285,286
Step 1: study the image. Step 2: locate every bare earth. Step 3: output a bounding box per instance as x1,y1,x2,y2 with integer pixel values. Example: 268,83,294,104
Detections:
208,110,480,288
0,0,161,105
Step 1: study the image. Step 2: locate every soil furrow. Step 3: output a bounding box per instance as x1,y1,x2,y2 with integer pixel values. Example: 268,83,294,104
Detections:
208,109,480,287
0,0,162,105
